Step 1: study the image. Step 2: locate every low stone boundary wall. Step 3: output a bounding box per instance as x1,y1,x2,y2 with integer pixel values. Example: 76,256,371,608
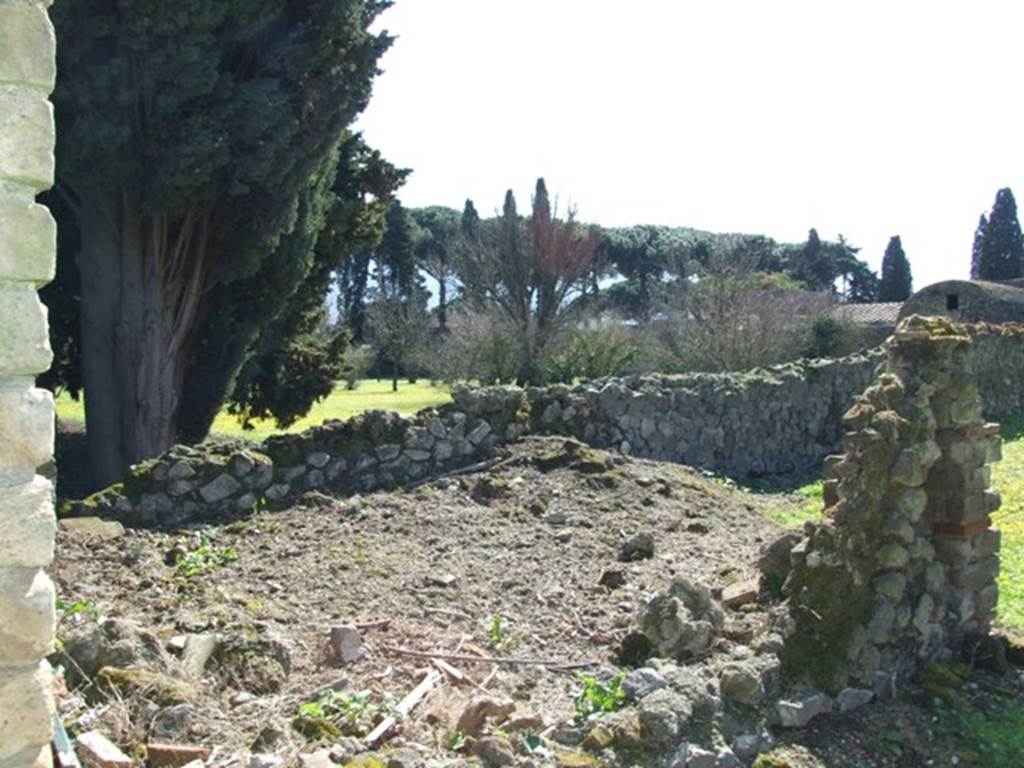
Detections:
64,388,530,527
519,353,884,477
65,321,1024,527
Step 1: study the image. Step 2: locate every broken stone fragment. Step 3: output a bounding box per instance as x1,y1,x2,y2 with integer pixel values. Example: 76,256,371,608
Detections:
621,667,667,701
328,625,365,664
776,691,832,728
473,736,515,767
180,633,219,678
718,662,764,704
75,731,133,768
599,567,626,589
146,743,211,768
59,517,124,540
721,579,759,609
836,687,874,712
456,696,516,737
619,531,655,562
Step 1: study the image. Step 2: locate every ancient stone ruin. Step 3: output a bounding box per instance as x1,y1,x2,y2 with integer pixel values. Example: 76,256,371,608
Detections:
0,0,59,764
780,316,1003,697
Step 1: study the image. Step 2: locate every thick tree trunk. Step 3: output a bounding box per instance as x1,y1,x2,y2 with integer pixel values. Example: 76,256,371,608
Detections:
77,194,196,489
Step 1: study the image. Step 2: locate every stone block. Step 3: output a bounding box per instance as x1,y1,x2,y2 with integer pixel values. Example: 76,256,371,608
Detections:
0,661,53,761
0,379,52,471
0,197,55,283
0,85,54,190
0,474,53,568
0,567,54,665
0,1,56,89
0,284,51,375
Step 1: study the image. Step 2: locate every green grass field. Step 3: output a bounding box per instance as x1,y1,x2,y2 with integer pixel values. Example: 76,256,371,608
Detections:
759,417,1024,633
55,380,453,442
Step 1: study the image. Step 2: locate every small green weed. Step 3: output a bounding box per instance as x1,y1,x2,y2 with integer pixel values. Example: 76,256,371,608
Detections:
488,614,504,647
293,689,391,739
174,533,238,578
569,672,625,722
56,599,101,619
447,728,468,751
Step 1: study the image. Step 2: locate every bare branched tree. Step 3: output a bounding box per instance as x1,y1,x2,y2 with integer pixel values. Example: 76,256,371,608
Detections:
455,178,600,384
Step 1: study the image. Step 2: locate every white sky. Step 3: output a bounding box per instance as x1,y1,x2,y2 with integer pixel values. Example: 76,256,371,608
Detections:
357,1,1024,290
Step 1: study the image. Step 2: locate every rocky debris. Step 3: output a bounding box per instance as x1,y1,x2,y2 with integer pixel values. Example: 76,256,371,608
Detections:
329,625,366,664
149,704,197,741
61,618,171,685
721,579,759,610
718,661,764,704
248,754,283,768
59,517,125,540
681,745,717,768
836,687,874,713
145,743,211,768
473,736,516,767
456,696,516,737
621,667,667,701
598,567,626,589
180,634,219,678
75,731,133,768
298,751,334,768
213,631,292,694
635,687,689,747
639,576,725,659
619,532,655,562
776,691,833,728
96,667,194,706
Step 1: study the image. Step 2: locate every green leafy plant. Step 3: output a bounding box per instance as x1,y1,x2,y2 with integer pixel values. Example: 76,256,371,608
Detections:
447,728,469,751
56,599,101,619
293,689,389,739
570,672,626,722
488,614,504,647
173,533,238,578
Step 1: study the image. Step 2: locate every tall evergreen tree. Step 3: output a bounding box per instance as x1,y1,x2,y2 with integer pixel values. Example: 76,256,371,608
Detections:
878,235,913,301
48,0,396,487
977,188,1024,280
377,201,418,299
789,228,836,291
970,214,988,279
461,199,480,240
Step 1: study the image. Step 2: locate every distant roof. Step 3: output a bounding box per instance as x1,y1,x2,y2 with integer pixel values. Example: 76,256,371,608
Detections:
829,302,904,325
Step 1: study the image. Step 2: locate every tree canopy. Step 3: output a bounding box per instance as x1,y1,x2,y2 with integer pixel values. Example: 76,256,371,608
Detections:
878,235,913,301
47,0,400,487
974,188,1023,281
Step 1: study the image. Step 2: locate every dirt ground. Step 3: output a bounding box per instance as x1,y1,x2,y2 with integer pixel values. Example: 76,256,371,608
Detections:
51,436,1024,767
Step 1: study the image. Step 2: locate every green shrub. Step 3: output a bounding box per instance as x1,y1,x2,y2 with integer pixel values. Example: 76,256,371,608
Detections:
544,327,640,384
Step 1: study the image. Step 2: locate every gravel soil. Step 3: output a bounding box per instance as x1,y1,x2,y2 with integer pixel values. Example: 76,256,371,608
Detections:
51,436,1024,766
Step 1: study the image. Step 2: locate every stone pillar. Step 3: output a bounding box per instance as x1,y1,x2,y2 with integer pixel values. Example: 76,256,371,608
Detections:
781,316,1004,696
0,0,58,765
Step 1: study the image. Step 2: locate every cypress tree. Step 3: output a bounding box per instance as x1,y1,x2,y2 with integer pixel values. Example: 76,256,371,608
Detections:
977,188,1024,280
878,235,913,301
461,199,480,240
971,214,988,279
48,1,396,486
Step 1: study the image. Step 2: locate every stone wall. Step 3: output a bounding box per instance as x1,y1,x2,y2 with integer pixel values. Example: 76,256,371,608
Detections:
779,316,1004,696
65,388,531,527
519,352,885,477
0,0,58,764
67,322,1024,527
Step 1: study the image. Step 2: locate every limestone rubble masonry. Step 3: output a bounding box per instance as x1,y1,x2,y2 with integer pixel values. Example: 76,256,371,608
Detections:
0,1,59,764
